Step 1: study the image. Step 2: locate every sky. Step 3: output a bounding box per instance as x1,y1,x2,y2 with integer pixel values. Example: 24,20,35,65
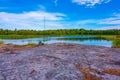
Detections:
0,0,120,30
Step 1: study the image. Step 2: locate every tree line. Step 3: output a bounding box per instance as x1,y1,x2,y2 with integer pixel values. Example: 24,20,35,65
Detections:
0,29,120,35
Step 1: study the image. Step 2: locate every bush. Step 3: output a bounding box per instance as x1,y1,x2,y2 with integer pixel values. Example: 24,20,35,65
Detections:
0,41,4,45
112,40,120,48
38,41,44,45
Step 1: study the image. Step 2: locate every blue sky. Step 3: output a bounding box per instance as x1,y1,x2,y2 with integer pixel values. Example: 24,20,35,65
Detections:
0,0,120,30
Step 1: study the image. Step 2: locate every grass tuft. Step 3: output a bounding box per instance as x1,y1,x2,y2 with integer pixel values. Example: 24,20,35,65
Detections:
0,41,4,45
27,42,36,46
112,40,120,48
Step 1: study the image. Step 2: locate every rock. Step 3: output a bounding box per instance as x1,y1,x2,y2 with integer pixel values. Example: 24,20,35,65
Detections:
0,43,119,80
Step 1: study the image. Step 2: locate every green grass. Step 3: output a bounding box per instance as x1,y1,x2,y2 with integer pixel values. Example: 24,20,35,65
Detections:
0,35,120,40
0,35,45,39
27,42,36,45
0,41,4,45
97,35,120,48
27,41,44,46
97,35,120,40
112,40,120,48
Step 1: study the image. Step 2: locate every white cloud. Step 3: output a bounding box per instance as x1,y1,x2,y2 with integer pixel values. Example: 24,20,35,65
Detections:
38,5,46,11
0,11,66,30
0,11,66,21
75,13,120,25
72,0,111,7
75,20,95,24
71,13,120,30
98,14,120,25
99,19,120,25
98,26,120,30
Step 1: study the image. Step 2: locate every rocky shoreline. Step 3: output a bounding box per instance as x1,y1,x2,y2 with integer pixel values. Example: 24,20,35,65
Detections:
0,43,120,80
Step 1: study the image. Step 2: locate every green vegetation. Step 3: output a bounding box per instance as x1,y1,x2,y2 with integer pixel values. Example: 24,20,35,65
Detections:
57,37,106,41
0,28,120,48
0,41,4,45
97,35,120,48
27,42,36,46
112,40,120,48
0,29,120,39
0,35,44,39
38,41,44,45
0,28,120,37
27,41,44,46
97,35,120,40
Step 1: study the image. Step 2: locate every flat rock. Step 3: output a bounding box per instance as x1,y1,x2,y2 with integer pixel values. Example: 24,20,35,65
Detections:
0,43,120,80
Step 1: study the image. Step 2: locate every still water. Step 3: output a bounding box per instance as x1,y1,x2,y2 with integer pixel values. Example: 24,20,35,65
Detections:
0,36,112,47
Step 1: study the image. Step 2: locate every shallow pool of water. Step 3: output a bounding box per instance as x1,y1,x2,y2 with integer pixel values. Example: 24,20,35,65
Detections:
0,36,112,47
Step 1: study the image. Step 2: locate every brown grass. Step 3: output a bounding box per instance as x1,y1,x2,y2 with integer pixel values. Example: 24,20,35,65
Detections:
0,44,42,54
103,68,120,76
13,44,38,49
75,64,100,80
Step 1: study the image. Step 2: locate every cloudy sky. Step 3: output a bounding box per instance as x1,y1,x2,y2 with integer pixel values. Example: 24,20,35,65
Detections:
0,0,120,30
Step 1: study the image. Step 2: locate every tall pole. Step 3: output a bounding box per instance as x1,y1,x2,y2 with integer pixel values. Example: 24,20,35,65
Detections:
43,16,45,42
44,16,45,30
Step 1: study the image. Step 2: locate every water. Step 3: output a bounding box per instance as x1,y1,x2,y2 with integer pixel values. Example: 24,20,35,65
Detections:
0,36,112,47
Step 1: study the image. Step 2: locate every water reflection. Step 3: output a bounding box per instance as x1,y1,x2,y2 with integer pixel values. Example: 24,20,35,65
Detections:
0,36,112,47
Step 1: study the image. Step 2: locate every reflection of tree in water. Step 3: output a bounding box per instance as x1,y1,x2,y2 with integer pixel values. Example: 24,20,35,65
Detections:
57,37,109,41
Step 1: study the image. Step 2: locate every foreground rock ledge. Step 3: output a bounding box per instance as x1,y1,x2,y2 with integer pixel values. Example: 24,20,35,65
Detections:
0,43,120,80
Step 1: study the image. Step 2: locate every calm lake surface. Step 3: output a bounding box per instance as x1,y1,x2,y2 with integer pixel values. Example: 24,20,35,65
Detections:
0,36,112,47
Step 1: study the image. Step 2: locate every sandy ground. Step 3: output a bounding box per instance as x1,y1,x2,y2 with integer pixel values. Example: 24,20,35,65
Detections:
0,43,120,80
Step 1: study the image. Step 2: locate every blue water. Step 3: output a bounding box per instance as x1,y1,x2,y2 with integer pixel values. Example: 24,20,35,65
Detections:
0,36,112,47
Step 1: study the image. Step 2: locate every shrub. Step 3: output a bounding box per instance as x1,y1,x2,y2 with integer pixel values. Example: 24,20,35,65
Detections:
0,41,4,45
112,40,120,48
38,41,44,45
